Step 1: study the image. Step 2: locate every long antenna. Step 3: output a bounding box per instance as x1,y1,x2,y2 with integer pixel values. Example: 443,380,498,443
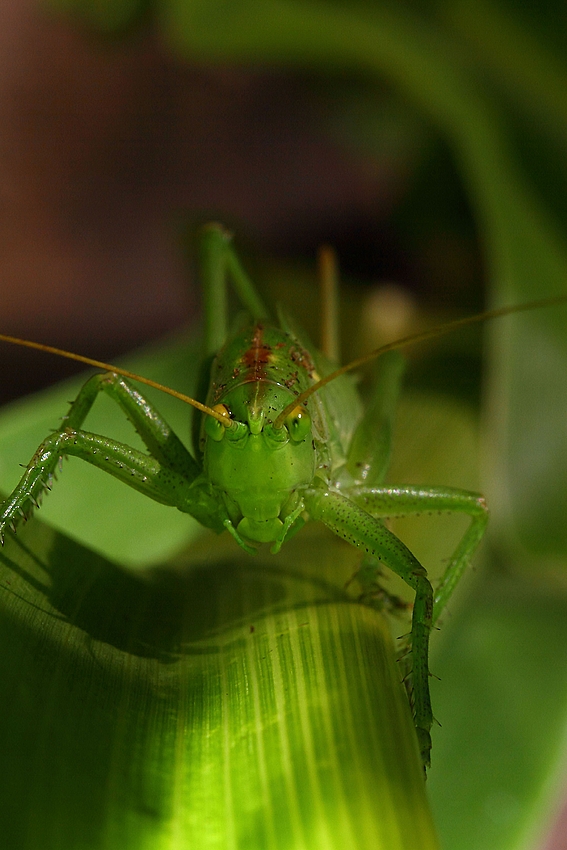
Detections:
0,333,235,427
274,293,567,428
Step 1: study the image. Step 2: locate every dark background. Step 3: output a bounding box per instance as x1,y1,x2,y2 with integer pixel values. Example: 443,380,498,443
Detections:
0,0,483,404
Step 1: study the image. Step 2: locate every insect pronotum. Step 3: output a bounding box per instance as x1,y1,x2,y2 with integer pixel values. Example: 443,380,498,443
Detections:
0,223,565,769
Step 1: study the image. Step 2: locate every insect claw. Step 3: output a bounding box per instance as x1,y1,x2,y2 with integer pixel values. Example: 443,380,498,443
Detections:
9,521,17,533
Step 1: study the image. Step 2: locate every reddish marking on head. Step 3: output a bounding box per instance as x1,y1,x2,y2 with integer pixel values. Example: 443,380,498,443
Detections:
240,324,273,381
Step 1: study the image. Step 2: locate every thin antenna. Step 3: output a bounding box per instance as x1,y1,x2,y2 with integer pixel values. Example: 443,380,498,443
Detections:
274,293,567,428
0,333,235,427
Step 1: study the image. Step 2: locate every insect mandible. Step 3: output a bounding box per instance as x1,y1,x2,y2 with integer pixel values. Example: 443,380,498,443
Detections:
1,223,565,770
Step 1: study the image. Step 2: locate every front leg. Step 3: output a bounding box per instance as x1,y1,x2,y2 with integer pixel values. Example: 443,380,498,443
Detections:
304,482,434,768
0,428,226,541
0,372,226,540
62,372,201,481
346,484,489,623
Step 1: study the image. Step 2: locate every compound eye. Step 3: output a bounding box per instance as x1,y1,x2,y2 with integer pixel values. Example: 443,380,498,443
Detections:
205,403,232,442
285,406,311,442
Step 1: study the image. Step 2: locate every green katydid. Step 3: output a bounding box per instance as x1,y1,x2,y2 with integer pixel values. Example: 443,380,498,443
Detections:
0,223,565,770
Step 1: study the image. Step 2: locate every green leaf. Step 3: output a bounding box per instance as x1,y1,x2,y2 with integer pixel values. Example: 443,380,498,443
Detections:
429,571,567,850
0,508,437,849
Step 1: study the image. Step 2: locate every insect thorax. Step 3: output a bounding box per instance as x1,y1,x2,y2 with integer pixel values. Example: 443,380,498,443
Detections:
207,321,319,405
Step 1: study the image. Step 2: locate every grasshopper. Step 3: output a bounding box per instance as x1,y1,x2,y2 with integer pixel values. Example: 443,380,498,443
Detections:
1,223,565,769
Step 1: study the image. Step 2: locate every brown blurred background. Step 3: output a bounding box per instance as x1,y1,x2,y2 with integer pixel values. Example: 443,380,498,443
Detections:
0,0,482,403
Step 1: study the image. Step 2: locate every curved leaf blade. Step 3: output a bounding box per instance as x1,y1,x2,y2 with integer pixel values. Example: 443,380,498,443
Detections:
0,517,438,849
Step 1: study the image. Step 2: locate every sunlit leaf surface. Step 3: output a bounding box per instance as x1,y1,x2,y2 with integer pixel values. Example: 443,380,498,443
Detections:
0,511,436,849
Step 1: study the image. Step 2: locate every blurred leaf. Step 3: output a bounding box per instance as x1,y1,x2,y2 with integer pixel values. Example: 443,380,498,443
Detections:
430,571,567,850
444,0,567,139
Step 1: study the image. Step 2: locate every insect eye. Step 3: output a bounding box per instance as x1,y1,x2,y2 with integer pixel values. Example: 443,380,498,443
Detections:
205,403,232,442
285,406,311,442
